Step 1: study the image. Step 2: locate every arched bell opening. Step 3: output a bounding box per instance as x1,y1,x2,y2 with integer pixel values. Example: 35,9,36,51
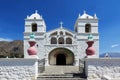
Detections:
32,23,37,32
85,23,91,33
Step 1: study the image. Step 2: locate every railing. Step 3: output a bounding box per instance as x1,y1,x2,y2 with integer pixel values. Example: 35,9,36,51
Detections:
79,59,85,73
38,58,45,73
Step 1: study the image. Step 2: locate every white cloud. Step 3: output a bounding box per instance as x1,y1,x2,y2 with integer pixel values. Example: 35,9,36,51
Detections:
0,38,13,42
111,44,119,48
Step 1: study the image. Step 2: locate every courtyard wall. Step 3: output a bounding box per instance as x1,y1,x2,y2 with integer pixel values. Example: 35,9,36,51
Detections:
0,58,38,80
85,58,120,80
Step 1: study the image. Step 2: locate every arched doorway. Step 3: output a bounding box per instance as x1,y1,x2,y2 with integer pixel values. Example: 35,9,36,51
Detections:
49,48,74,65
56,54,66,65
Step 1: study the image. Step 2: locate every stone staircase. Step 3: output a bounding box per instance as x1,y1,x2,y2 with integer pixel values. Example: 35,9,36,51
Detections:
37,66,86,80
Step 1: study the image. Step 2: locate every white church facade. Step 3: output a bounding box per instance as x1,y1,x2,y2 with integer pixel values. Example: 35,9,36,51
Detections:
24,10,99,66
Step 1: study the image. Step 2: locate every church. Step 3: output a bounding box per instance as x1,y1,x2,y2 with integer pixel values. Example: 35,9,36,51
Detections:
0,10,120,80
24,10,99,66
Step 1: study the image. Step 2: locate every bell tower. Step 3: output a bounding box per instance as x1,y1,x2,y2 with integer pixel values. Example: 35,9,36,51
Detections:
74,11,98,34
24,10,46,33
24,10,46,58
74,11,99,58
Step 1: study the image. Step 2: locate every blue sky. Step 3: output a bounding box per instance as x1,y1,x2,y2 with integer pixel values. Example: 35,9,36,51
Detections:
0,0,120,53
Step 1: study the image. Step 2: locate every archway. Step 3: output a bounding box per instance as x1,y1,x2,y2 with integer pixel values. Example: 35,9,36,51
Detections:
49,48,74,65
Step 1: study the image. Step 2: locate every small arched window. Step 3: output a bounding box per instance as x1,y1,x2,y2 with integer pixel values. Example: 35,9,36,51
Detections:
66,38,72,44
32,23,37,32
60,31,63,35
58,37,64,44
85,24,91,33
51,37,57,44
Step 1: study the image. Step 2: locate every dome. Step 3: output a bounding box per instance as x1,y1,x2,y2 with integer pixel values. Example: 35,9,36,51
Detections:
80,13,93,19
27,10,42,19
79,11,94,19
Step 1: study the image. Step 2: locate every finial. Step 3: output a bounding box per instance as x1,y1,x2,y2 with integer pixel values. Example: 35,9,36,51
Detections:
78,13,81,18
35,10,38,13
88,34,93,41
27,15,29,19
60,21,63,28
94,13,97,19
84,10,86,14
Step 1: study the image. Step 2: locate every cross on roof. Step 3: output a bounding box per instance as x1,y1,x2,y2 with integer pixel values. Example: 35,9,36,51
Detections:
60,21,63,28
84,10,86,14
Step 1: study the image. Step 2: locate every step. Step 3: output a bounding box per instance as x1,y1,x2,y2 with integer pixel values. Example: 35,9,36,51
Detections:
37,66,86,80
37,73,87,80
43,66,80,74
37,78,87,80
38,73,73,78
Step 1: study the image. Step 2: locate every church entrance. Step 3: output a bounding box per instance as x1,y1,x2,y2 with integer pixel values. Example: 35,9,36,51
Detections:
56,54,66,65
49,48,74,65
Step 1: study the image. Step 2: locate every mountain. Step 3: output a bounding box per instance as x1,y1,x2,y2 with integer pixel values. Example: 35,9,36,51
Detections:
0,40,23,58
100,52,120,58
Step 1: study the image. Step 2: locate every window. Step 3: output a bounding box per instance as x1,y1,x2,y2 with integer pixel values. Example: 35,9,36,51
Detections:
66,38,72,44
60,31,63,35
58,37,64,44
51,37,57,44
32,23,37,32
85,24,91,33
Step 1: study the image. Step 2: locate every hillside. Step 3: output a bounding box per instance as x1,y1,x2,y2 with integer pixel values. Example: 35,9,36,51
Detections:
0,40,23,58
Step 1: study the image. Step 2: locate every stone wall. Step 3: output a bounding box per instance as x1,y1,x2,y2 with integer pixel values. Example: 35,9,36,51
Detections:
85,58,120,80
0,58,38,80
